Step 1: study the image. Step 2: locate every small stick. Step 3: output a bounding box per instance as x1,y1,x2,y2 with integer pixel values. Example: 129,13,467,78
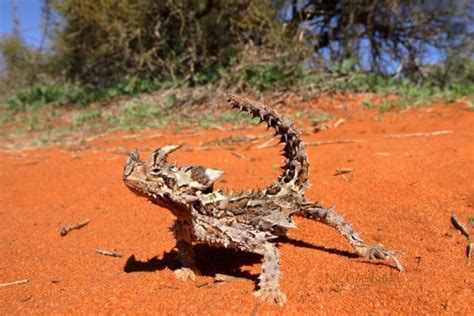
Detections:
341,174,351,182
451,213,473,266
468,242,473,266
306,139,362,146
196,281,210,288
188,146,210,151
231,151,248,159
60,219,90,236
333,118,345,128
451,213,470,239
256,138,277,149
95,249,122,257
0,279,29,288
214,273,249,282
385,130,453,139
334,168,353,176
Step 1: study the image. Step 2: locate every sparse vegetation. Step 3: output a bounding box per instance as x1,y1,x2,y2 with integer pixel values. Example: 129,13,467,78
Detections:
108,101,171,131
0,0,472,146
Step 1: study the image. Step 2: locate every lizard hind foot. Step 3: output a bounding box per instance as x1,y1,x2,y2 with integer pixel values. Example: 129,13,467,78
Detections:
174,267,198,281
356,243,404,272
254,288,287,306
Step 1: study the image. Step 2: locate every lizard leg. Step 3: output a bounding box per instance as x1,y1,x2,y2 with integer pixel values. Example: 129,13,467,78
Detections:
253,243,287,306
173,220,200,281
301,204,404,272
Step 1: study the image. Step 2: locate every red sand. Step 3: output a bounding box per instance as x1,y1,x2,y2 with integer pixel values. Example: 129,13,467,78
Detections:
1,96,473,314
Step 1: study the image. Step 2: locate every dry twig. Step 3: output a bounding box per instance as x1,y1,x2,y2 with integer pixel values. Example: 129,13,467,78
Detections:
468,243,473,266
256,138,278,149
60,219,90,236
214,273,249,282
451,213,473,266
231,151,248,159
451,213,470,239
95,249,122,257
334,168,353,176
341,174,351,182
385,130,453,139
0,279,28,288
196,281,211,288
306,139,362,146
333,118,345,128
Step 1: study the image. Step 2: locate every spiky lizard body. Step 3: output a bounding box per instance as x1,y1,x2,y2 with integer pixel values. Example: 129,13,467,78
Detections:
123,95,403,305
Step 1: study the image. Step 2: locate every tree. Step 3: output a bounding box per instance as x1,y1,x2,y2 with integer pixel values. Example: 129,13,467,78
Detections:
52,0,296,86
281,0,473,80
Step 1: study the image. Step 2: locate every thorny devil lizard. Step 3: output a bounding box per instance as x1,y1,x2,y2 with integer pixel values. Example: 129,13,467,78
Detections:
122,94,404,306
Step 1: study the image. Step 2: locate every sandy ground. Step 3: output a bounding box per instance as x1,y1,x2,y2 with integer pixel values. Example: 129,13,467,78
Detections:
1,95,473,314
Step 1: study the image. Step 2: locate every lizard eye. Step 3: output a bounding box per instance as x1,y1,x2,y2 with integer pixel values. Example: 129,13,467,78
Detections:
149,167,161,175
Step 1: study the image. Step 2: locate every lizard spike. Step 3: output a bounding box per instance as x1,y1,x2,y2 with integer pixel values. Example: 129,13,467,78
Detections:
227,94,309,193
153,144,182,163
205,168,225,184
161,144,182,155
129,148,140,161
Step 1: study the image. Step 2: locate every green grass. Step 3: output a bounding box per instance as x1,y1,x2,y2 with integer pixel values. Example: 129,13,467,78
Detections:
2,65,473,114
348,72,474,109
0,110,14,127
1,60,473,147
309,112,330,125
74,107,102,126
286,111,306,120
107,101,172,130
0,77,167,112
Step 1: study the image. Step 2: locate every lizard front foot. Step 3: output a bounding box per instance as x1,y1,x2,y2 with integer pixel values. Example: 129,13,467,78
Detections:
253,288,287,306
174,267,199,281
355,243,404,272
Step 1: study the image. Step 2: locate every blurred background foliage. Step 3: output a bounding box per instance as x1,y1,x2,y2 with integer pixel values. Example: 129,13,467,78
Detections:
0,0,473,109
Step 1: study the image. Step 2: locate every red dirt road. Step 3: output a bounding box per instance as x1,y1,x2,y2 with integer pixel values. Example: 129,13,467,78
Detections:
1,96,473,314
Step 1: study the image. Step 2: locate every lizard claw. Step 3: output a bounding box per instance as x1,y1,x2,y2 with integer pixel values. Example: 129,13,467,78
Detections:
174,267,198,281
356,244,404,272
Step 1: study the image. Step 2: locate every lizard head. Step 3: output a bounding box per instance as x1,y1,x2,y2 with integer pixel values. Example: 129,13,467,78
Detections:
123,145,224,204
122,145,181,198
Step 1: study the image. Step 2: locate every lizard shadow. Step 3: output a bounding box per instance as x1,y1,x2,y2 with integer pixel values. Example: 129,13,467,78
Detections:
123,245,260,281
279,236,402,270
123,236,373,278
123,236,400,281
278,236,359,258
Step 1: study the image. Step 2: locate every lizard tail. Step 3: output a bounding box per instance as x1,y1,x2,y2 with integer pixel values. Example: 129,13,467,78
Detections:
227,95,309,193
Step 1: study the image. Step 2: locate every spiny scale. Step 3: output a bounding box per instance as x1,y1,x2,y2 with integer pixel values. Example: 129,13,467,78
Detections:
227,94,309,190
